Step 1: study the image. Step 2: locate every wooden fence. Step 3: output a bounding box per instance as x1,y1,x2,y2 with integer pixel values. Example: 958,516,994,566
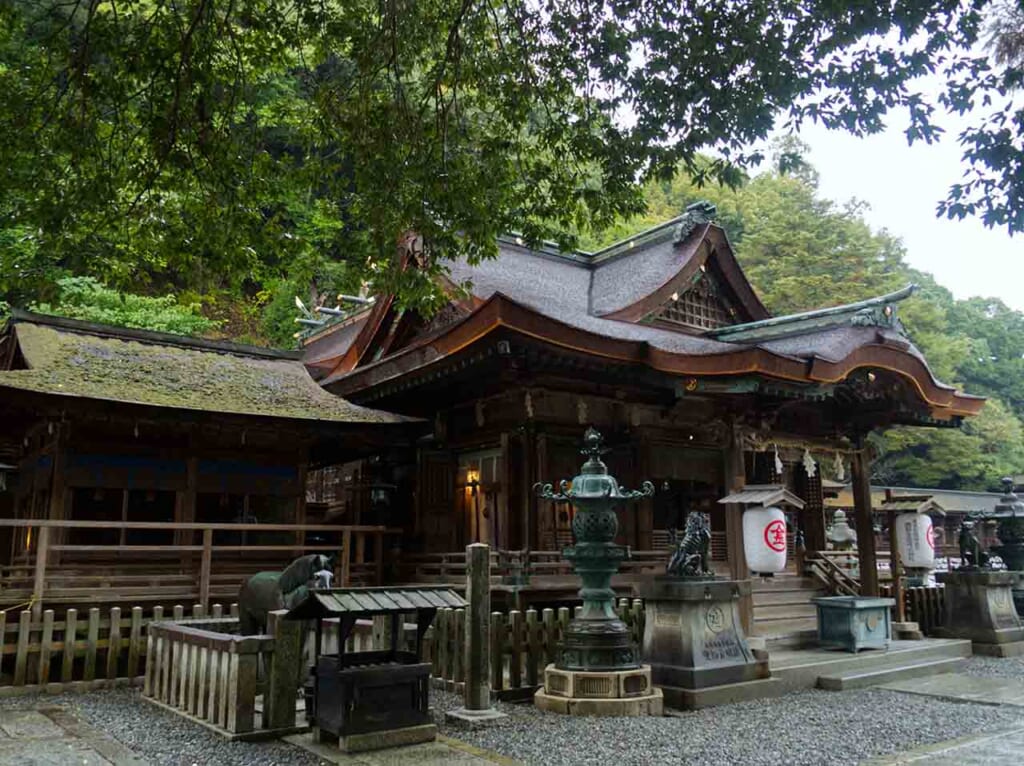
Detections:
0,602,237,695
423,599,645,701
880,584,945,636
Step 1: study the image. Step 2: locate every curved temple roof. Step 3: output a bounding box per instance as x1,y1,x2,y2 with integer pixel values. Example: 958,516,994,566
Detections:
306,219,984,421
0,311,410,425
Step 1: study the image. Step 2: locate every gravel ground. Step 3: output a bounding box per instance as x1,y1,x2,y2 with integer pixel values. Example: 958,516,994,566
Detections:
432,688,1024,766
961,654,1024,680
0,687,325,766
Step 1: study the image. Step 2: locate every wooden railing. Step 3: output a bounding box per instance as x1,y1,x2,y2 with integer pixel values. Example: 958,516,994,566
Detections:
143,611,304,738
805,552,861,597
0,519,401,614
423,599,645,701
397,549,670,584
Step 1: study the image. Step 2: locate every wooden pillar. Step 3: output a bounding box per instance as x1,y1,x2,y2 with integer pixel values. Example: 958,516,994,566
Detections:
295,457,308,549
636,437,654,551
46,433,67,567
499,433,510,551
520,428,536,553
31,525,49,619
535,433,548,551
722,424,752,633
886,490,906,623
851,447,879,597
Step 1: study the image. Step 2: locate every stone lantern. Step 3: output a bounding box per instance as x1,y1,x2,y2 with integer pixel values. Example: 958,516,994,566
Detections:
991,477,1024,616
533,427,664,716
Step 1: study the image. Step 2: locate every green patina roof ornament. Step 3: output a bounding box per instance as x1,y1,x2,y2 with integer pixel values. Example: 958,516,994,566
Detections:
708,283,919,343
672,201,718,244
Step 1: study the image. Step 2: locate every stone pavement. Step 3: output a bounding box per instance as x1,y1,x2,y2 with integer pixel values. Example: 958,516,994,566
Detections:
864,724,1024,764
285,732,519,765
0,706,146,766
871,673,1024,765
880,672,1024,707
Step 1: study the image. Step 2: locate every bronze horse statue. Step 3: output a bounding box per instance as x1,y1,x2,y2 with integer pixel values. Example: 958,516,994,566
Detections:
238,553,334,635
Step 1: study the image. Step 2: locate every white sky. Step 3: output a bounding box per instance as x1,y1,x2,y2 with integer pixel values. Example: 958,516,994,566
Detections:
784,92,1024,311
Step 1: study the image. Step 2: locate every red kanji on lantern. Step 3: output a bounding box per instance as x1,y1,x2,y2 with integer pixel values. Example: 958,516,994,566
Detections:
764,519,787,552
925,521,935,550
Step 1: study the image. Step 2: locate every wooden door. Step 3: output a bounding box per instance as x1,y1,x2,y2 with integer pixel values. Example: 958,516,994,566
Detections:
416,450,456,552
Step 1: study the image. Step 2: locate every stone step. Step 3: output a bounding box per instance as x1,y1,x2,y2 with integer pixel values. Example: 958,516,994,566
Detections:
753,589,825,606
817,658,968,691
770,639,973,689
750,577,820,591
753,603,819,621
751,617,819,639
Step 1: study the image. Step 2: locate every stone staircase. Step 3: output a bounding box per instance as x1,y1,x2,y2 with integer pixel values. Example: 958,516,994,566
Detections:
750,573,825,644
769,638,972,691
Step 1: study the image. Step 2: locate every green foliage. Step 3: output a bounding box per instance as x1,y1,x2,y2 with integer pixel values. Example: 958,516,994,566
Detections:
29,278,218,336
874,398,1024,491
0,0,1018,332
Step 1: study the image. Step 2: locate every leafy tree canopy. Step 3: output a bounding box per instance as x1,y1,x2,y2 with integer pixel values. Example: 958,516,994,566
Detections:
0,0,1019,326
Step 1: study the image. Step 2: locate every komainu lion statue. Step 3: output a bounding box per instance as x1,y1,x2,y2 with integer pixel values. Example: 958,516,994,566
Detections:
666,512,713,578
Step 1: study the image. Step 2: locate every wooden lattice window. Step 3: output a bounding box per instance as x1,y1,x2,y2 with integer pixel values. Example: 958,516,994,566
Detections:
654,270,736,330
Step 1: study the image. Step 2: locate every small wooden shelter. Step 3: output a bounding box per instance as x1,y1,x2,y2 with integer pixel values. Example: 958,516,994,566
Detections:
0,311,415,609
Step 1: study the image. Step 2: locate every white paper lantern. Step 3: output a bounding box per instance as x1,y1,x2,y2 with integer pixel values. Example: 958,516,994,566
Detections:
897,513,935,569
743,506,788,573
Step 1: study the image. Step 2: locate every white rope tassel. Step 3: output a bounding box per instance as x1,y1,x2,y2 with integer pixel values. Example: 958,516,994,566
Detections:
802,449,817,478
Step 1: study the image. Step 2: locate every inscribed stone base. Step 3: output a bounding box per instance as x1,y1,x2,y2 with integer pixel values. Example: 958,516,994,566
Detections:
935,570,1023,646
970,640,1024,658
637,577,769,689
659,676,785,710
327,723,437,753
444,707,508,730
534,688,664,717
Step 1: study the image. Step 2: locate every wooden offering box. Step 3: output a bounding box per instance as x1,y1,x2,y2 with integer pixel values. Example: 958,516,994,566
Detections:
314,650,431,738
286,587,466,752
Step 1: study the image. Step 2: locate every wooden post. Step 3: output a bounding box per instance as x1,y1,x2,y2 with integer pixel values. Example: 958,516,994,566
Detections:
266,610,301,730
31,525,49,620
722,425,752,633
199,529,213,610
62,608,77,683
851,447,879,597
14,611,30,686
464,543,491,709
38,609,54,685
445,544,504,724
374,532,384,586
340,529,352,586
888,500,906,624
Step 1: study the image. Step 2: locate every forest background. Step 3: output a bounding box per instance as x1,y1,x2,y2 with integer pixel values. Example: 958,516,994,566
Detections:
3,0,1024,492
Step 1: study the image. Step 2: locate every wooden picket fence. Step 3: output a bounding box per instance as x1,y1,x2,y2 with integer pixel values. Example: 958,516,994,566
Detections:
0,602,237,694
423,598,645,701
880,584,945,636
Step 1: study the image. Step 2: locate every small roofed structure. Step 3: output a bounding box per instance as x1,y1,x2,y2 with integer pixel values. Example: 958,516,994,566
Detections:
718,484,806,509
0,311,417,611
877,494,946,516
286,586,466,751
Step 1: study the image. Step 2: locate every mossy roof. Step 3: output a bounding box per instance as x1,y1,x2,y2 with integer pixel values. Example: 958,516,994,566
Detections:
0,315,408,425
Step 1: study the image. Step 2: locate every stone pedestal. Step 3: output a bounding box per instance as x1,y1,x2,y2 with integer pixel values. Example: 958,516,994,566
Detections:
934,570,1024,656
636,577,773,709
533,665,664,716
